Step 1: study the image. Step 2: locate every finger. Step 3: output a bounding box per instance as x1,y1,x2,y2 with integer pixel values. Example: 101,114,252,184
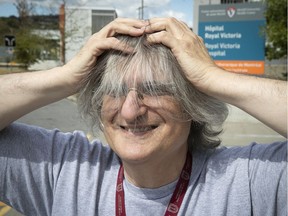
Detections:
114,17,149,28
105,38,135,53
149,17,190,30
98,18,148,38
146,31,178,51
145,17,187,38
86,37,134,57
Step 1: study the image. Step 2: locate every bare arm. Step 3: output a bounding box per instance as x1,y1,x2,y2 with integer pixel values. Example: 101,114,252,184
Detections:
204,67,287,137
145,17,287,137
0,68,76,130
0,18,148,131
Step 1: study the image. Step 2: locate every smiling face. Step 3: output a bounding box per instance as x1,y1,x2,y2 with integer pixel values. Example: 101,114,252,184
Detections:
78,35,228,161
101,85,191,164
96,36,193,164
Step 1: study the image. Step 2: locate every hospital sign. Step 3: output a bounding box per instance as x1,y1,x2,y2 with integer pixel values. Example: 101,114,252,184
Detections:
198,3,266,74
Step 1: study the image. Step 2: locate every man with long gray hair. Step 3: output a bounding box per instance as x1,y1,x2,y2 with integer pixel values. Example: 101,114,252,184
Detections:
0,18,286,215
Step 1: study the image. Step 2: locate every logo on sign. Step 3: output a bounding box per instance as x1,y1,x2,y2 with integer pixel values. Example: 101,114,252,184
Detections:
4,35,16,47
226,7,236,18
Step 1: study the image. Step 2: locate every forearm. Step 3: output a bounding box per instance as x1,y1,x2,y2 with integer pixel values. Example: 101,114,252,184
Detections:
144,18,287,137
0,67,76,130
0,19,149,131
203,67,287,137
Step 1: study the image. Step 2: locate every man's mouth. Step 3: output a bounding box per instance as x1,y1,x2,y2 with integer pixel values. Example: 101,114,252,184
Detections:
119,125,158,133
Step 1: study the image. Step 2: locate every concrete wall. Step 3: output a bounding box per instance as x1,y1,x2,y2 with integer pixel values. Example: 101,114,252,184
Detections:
65,7,92,62
65,7,117,63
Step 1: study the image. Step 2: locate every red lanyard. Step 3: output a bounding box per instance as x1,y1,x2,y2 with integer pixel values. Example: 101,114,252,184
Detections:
115,152,192,216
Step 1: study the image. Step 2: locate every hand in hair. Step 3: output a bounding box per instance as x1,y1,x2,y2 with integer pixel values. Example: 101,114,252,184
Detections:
145,17,287,137
0,18,148,130
63,18,148,89
144,17,216,90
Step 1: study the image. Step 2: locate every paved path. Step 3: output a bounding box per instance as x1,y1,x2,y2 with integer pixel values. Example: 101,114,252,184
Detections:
220,105,285,146
17,98,286,146
18,98,90,133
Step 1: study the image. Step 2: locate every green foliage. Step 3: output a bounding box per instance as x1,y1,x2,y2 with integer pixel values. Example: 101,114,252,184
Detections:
0,15,58,68
0,17,19,37
265,0,287,60
14,28,45,68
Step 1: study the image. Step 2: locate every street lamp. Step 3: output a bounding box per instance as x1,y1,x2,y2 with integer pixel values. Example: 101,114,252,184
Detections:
138,0,144,19
141,0,144,19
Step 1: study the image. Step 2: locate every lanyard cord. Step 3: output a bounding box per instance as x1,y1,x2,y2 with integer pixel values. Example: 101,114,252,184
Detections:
115,152,192,216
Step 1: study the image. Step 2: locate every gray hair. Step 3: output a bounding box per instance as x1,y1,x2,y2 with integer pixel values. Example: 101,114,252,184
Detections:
77,34,228,150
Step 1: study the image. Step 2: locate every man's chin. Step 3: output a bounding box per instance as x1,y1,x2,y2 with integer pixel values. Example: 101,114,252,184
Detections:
115,147,155,165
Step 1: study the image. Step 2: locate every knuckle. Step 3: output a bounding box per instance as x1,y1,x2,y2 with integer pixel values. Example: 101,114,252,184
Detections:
114,17,121,23
167,17,177,23
180,20,186,25
111,18,122,27
198,36,204,42
182,41,191,50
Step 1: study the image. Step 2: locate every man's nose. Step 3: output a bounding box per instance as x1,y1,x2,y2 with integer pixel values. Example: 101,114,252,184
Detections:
120,90,147,121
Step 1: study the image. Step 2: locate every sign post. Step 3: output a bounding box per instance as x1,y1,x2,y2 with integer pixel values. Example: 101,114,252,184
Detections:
198,3,266,75
4,35,16,67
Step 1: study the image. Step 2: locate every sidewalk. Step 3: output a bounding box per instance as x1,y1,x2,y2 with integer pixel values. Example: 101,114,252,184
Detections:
220,105,285,146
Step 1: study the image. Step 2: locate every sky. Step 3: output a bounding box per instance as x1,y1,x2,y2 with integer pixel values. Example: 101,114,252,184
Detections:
0,0,194,27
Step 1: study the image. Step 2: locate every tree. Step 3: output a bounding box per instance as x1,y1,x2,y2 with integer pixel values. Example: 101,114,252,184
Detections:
14,28,44,67
11,0,45,69
14,0,34,24
264,0,287,60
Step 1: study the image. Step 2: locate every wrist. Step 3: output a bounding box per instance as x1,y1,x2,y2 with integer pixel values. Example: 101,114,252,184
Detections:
54,66,80,96
190,64,225,93
37,67,78,101
193,65,241,104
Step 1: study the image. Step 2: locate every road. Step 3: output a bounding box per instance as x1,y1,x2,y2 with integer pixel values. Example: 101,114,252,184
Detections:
220,105,285,146
18,97,90,134
2,97,286,216
17,97,285,146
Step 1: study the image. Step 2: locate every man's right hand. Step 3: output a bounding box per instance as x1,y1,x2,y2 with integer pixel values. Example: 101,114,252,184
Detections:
62,18,148,91
0,18,148,130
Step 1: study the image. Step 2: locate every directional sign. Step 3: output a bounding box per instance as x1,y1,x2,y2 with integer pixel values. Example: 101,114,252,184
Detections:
4,35,16,47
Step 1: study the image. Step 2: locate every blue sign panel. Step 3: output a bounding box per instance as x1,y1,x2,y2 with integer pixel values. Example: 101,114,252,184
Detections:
198,20,265,61
198,3,266,74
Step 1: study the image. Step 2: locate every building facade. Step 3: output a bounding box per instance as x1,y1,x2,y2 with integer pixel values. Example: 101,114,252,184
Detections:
65,6,117,63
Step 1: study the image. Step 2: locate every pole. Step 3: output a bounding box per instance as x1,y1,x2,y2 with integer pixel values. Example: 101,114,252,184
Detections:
59,4,65,65
141,0,144,19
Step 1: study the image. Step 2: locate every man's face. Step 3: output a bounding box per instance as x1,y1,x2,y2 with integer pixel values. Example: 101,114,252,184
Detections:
100,82,191,164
